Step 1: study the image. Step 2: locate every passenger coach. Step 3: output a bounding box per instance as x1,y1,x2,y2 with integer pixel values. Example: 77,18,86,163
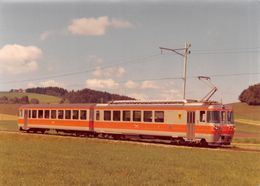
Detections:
17,100,235,146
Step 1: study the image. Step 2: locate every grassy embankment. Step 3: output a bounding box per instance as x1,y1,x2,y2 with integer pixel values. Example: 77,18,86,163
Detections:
0,92,61,130
230,102,260,144
0,97,259,185
231,102,260,121
0,132,259,186
0,92,61,104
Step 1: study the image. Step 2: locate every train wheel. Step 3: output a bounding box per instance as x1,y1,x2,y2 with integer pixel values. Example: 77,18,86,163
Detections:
177,138,185,146
112,134,120,140
199,139,208,147
170,138,178,145
120,135,126,140
40,130,46,134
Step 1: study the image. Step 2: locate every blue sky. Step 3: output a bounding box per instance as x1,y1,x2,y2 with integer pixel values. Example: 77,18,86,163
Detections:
0,0,259,103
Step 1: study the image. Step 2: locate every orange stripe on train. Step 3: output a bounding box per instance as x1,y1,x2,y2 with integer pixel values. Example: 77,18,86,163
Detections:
18,119,217,135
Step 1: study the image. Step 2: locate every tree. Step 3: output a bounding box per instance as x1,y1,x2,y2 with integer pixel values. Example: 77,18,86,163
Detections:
239,83,260,105
0,96,8,104
30,98,40,104
19,96,29,104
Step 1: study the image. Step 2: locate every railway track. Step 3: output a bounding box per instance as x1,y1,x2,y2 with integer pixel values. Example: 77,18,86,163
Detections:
1,130,259,153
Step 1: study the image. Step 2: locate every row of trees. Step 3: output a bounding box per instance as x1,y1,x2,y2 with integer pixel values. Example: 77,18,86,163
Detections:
0,96,39,104
63,88,134,103
239,83,260,105
26,87,68,97
24,87,134,104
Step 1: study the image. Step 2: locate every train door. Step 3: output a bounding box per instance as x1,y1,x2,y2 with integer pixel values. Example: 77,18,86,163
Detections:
89,107,94,131
186,111,195,140
24,109,28,130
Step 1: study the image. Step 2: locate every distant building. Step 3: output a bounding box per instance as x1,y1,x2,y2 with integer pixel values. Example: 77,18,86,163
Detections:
10,89,25,93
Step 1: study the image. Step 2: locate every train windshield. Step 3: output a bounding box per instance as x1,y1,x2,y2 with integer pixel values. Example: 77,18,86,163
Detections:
227,111,234,124
207,111,220,123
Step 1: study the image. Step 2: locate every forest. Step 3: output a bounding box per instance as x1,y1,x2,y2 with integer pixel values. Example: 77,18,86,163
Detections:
25,87,134,104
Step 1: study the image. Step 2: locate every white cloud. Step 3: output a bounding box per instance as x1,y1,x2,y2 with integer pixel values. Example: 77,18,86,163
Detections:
0,44,42,74
85,79,119,89
124,80,159,90
68,16,110,36
141,80,159,89
68,16,134,36
93,66,125,78
110,18,134,28
88,55,104,66
40,30,53,41
39,80,65,87
27,82,37,88
127,93,148,100
27,80,65,88
124,80,139,89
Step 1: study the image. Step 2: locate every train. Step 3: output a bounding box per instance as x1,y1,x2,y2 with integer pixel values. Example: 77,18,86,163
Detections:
17,99,235,146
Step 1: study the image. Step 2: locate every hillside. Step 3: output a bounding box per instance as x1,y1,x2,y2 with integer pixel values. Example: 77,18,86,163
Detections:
25,87,134,103
0,92,61,104
230,102,260,121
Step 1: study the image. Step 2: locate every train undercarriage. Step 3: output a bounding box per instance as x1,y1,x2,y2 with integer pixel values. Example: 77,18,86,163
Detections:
19,126,230,147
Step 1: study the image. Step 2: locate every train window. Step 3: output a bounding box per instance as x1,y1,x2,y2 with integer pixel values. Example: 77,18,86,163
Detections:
133,111,141,122
221,111,226,123
207,111,220,123
80,110,87,120
29,110,32,118
51,110,56,119
65,110,71,119
19,110,23,118
58,110,64,119
38,110,44,119
113,111,121,121
155,111,164,123
44,110,50,119
123,111,131,121
32,110,37,119
73,110,79,120
144,111,152,122
227,111,234,124
96,111,100,121
104,110,111,121
200,111,206,122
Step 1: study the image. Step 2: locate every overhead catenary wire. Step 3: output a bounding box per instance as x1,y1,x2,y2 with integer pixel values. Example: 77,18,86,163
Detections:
63,72,260,89
1,47,259,86
0,52,171,84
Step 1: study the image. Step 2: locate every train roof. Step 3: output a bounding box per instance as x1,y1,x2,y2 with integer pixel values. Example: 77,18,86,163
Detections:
19,103,96,109
18,99,232,110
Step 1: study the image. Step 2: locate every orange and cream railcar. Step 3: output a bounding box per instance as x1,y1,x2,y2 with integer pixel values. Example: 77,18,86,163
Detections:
17,100,235,146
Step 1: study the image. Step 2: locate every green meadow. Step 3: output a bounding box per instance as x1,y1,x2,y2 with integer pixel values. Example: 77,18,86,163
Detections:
0,92,61,104
0,100,260,185
0,132,259,186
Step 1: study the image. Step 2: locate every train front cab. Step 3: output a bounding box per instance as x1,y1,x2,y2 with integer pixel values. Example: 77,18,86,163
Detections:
200,106,235,146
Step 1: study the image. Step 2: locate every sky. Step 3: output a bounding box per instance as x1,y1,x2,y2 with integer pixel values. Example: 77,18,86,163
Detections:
0,0,259,103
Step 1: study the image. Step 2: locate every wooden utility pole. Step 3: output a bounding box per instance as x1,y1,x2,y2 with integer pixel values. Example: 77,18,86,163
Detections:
159,42,191,99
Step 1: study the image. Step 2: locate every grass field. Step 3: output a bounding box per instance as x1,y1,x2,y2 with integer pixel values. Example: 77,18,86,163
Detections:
0,132,259,186
0,104,21,115
0,120,18,131
230,102,260,121
0,92,61,104
0,113,17,120
0,98,259,185
233,122,260,144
